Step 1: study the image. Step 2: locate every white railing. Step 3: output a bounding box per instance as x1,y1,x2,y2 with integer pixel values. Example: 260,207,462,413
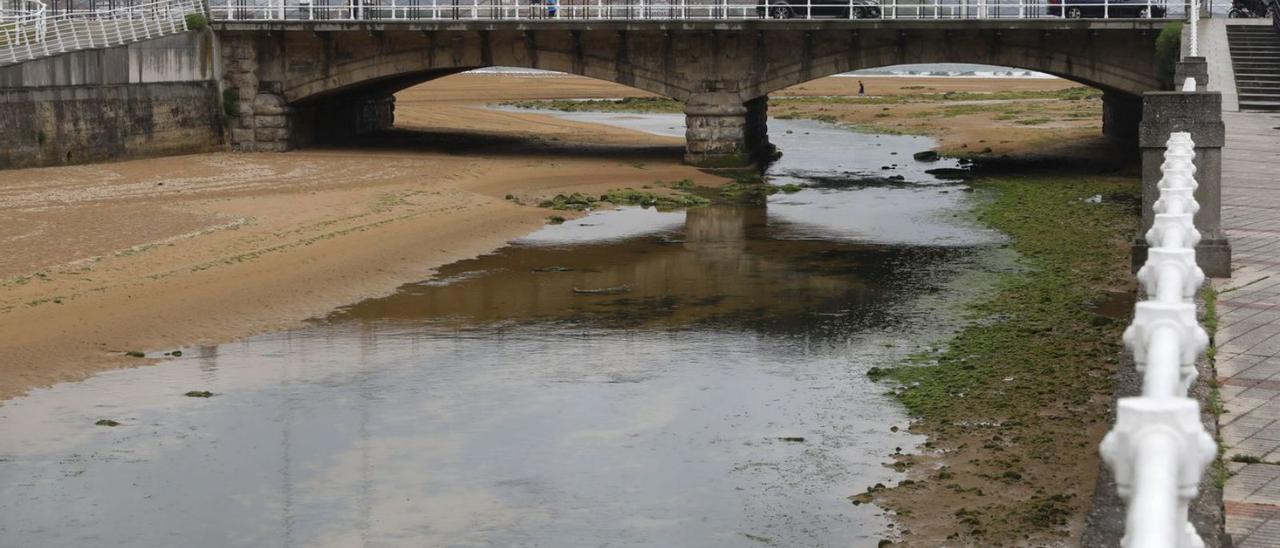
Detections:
0,0,201,66
1101,128,1217,548
206,0,1181,22
1,0,48,48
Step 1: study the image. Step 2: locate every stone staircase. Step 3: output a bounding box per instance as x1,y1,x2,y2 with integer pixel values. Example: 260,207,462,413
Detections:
1228,25,1280,112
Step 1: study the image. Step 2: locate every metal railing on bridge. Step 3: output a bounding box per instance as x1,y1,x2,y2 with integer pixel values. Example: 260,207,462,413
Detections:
0,0,199,66
1100,124,1218,548
205,0,1186,22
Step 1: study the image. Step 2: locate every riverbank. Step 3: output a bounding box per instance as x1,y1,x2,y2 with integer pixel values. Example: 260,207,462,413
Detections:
0,77,721,401
874,175,1139,545
499,74,1142,544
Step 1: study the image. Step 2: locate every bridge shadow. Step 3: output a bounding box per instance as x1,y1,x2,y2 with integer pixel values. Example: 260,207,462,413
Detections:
967,135,1141,178
309,126,686,163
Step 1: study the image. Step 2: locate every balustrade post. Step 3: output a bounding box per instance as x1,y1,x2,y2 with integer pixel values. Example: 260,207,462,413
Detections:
1135,91,1230,277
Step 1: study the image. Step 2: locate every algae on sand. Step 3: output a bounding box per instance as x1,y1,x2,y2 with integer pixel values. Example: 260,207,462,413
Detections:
872,175,1140,543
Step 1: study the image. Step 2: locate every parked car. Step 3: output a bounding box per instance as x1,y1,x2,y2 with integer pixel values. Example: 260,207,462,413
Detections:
758,0,881,19
1048,0,1166,18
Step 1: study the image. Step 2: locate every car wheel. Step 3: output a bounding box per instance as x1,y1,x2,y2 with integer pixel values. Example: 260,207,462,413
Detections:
770,3,794,18
1066,6,1084,17
1137,7,1150,17
850,6,865,18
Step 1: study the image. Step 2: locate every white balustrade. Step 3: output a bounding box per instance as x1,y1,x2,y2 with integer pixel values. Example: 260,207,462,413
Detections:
1103,128,1217,548
1,0,201,66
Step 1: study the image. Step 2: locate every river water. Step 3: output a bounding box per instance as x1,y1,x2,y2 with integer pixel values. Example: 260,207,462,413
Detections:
0,115,1006,547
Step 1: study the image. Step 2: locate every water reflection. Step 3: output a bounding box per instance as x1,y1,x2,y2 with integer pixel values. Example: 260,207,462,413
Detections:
0,116,1006,547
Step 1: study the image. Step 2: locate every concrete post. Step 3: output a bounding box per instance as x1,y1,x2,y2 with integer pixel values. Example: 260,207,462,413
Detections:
1103,91,1143,146
1174,57,1209,92
1135,91,1231,277
684,92,751,168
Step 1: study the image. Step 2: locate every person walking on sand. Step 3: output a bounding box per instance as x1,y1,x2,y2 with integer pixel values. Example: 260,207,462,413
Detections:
858,80,865,96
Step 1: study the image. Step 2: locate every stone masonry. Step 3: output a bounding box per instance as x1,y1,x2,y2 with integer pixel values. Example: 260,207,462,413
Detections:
221,34,292,152
213,20,1169,166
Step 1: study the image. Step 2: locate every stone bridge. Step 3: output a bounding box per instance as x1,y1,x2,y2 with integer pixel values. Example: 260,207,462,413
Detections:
215,19,1171,165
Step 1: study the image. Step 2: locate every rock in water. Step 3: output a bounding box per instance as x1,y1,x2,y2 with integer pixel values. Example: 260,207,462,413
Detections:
913,150,940,162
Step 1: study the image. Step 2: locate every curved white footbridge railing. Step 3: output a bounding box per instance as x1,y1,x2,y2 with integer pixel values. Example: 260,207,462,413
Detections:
0,0,201,66
1101,121,1218,547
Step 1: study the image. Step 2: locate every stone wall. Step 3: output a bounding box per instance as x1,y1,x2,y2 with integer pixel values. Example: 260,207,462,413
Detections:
0,82,222,169
0,31,224,170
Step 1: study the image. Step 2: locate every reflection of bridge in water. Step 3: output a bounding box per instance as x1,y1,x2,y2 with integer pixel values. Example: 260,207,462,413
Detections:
326,205,973,330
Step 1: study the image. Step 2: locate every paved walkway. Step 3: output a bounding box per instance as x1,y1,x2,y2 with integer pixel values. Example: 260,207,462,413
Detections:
1214,110,1280,548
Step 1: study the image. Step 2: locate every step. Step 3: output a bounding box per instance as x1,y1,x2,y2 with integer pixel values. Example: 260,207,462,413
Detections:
1239,94,1280,103
1240,102,1280,112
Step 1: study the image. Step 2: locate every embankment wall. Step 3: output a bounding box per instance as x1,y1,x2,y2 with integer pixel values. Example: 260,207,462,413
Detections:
0,32,224,169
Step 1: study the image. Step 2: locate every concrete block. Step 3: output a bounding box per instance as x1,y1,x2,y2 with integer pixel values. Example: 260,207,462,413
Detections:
253,94,288,116
253,141,290,153
231,128,255,144
255,115,289,129
254,127,289,142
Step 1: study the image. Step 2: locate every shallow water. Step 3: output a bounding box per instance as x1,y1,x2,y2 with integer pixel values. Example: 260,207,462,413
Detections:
0,116,1005,547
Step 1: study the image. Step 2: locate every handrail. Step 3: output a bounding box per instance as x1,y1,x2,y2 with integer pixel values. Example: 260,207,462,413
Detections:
202,0,1181,22
0,0,48,45
1101,126,1217,548
0,0,201,66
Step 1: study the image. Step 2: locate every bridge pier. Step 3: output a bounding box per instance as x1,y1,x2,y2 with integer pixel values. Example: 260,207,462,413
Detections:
1134,90,1231,277
684,93,772,168
1102,91,1143,145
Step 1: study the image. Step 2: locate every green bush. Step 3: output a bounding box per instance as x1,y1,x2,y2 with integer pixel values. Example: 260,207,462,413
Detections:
184,12,208,30
1155,22,1183,90
222,87,239,118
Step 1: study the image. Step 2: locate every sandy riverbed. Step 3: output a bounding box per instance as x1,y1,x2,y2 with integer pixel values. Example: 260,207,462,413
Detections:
0,72,1098,401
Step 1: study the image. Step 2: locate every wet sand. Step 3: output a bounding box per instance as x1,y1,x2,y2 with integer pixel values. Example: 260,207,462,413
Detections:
0,76,714,400
0,73,1088,401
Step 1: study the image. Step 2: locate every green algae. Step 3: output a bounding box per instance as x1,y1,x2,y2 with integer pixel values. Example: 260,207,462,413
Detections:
874,175,1141,542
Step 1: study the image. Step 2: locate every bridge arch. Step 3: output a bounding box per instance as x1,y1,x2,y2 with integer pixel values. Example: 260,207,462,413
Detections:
216,21,1168,162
